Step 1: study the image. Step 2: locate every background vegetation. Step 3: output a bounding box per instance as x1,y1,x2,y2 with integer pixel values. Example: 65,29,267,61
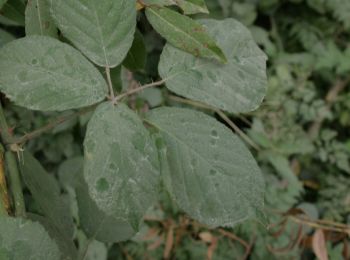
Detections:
1,0,350,259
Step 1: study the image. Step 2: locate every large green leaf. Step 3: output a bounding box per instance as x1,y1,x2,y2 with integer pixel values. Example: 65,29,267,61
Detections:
0,36,107,111
145,7,227,63
59,157,136,242
51,0,136,67
84,103,160,228
25,0,57,37
159,18,267,113
143,0,209,14
20,152,75,239
0,217,61,260
146,107,265,227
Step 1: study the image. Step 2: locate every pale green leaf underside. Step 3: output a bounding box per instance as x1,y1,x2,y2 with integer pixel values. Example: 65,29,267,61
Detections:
146,107,264,227
0,36,107,111
146,7,227,63
51,0,136,67
159,18,268,114
0,217,60,260
25,0,57,37
84,103,160,227
143,0,209,14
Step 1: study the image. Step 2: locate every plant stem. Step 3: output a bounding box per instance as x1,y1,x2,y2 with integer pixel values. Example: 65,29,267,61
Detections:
5,151,25,217
113,79,166,104
0,144,9,216
11,106,95,145
105,66,115,99
10,80,166,145
0,102,25,217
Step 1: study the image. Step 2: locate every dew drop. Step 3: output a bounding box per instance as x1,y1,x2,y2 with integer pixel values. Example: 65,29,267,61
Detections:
96,178,109,192
31,58,38,65
210,169,217,176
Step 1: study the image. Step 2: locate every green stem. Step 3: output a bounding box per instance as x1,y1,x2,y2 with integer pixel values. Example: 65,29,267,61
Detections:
0,102,25,217
5,151,25,217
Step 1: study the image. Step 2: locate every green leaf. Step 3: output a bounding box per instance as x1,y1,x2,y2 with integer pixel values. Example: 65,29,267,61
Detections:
20,152,75,239
28,214,77,260
146,107,265,227
0,0,7,10
51,0,136,67
0,36,107,111
0,217,61,260
0,28,15,47
25,0,57,37
59,157,136,242
145,7,227,63
159,18,267,113
143,0,209,14
0,0,25,26
84,103,160,229
123,30,147,71
177,0,209,14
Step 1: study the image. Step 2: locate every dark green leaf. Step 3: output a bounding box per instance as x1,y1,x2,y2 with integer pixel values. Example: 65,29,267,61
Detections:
123,30,146,71
146,7,227,63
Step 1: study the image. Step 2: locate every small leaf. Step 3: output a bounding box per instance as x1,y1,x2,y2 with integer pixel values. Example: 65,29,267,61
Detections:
159,18,267,113
84,103,160,229
51,0,136,67
25,0,57,37
176,0,209,15
143,0,209,14
0,216,61,260
146,107,264,227
0,36,107,111
123,30,147,71
145,7,227,63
